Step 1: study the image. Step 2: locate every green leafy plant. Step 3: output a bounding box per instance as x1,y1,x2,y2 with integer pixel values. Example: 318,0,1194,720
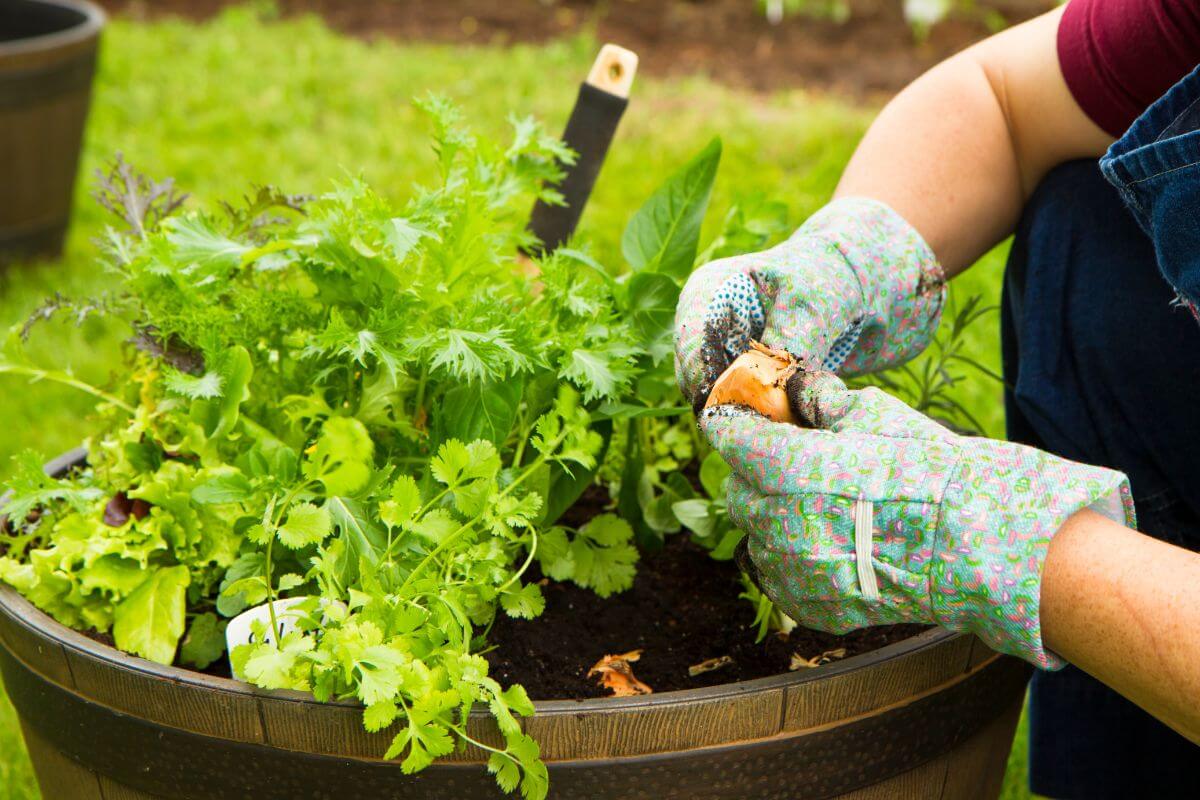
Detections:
0,97,736,799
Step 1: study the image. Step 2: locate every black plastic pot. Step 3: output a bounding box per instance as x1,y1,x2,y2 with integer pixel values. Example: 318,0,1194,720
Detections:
0,0,104,262
0,450,1031,799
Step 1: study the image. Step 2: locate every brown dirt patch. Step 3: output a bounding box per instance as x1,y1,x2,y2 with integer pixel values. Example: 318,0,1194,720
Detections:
98,0,1053,97
485,535,928,700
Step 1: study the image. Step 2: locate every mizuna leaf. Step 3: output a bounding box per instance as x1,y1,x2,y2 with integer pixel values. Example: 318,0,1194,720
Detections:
163,368,223,399
161,214,250,274
385,216,431,262
112,565,190,665
562,343,639,402
621,138,722,280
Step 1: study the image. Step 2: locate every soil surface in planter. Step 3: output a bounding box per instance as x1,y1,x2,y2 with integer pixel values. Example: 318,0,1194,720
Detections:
486,530,927,700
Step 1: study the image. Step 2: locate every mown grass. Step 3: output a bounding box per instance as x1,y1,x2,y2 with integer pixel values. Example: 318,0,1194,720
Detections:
0,6,1023,798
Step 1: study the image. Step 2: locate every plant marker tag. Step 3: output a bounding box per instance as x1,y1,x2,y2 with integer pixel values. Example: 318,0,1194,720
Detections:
225,596,310,680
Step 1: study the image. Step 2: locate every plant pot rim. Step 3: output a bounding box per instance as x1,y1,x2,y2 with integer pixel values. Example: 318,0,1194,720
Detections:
0,0,105,59
2,447,961,715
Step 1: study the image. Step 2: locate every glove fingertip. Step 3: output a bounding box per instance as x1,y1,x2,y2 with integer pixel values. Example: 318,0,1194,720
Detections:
784,370,851,429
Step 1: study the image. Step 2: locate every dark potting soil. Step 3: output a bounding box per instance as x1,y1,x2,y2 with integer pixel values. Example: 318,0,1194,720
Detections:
485,534,927,700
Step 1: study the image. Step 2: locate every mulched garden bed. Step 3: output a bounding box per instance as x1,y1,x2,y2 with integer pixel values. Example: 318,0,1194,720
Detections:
98,0,1051,97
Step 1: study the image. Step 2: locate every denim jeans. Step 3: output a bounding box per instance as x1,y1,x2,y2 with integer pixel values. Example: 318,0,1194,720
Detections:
1002,65,1200,800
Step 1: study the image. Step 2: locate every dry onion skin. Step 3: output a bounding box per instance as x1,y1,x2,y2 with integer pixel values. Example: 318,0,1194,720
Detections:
704,341,801,424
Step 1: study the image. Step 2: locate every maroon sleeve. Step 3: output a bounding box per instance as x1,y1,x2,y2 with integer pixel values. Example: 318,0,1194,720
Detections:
1057,0,1200,137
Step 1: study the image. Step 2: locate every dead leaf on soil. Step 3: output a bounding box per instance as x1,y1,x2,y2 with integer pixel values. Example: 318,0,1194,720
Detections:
789,647,847,671
588,649,653,697
688,655,733,677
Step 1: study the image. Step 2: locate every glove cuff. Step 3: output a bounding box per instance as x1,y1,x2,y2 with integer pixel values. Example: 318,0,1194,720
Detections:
929,441,1135,670
785,197,946,375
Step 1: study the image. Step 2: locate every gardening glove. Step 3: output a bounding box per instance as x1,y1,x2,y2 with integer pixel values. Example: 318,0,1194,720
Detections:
702,372,1136,669
675,197,946,408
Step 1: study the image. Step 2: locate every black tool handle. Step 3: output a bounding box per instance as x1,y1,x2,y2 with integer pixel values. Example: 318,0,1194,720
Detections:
525,44,638,255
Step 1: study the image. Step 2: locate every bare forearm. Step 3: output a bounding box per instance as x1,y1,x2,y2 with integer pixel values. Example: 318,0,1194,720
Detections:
1041,509,1200,744
834,7,1111,275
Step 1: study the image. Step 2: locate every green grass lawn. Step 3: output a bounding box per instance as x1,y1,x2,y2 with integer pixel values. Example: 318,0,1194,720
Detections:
0,5,1027,797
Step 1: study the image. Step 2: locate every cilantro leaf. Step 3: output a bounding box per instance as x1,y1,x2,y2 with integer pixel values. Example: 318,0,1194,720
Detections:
379,474,421,529
277,502,332,549
499,583,545,619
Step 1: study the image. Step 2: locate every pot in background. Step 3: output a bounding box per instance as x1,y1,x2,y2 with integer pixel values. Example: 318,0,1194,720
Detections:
0,0,105,263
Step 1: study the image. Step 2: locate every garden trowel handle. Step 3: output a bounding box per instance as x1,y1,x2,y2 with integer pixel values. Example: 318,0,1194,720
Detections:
524,43,639,256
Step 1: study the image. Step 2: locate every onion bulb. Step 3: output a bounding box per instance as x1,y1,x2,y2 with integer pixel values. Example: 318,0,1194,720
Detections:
704,341,801,424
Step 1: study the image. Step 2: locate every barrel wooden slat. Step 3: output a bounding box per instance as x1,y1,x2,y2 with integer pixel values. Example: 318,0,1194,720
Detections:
782,630,973,731
97,777,165,800
19,721,104,800
526,685,785,760
966,633,1001,669
839,755,948,799
940,694,1023,799
0,594,75,688
63,647,267,743
258,694,505,762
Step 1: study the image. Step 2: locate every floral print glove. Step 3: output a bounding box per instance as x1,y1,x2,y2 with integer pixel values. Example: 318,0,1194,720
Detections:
702,373,1136,669
675,197,946,407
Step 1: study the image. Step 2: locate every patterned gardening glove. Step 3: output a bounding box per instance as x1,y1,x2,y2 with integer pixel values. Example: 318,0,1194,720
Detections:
675,197,946,408
702,372,1135,669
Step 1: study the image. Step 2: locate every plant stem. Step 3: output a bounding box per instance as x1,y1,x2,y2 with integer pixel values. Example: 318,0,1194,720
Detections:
413,365,429,429
0,364,135,413
262,482,310,648
450,724,516,761
264,535,280,646
496,527,537,593
399,428,567,593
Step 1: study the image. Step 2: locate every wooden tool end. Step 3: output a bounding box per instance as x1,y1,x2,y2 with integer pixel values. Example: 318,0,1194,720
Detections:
586,44,639,98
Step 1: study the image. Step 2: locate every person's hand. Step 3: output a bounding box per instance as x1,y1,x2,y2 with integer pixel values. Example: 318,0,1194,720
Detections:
674,197,946,408
702,372,1135,669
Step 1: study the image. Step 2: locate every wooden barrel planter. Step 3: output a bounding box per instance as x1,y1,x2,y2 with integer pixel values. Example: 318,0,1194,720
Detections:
0,451,1032,799
0,0,104,262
